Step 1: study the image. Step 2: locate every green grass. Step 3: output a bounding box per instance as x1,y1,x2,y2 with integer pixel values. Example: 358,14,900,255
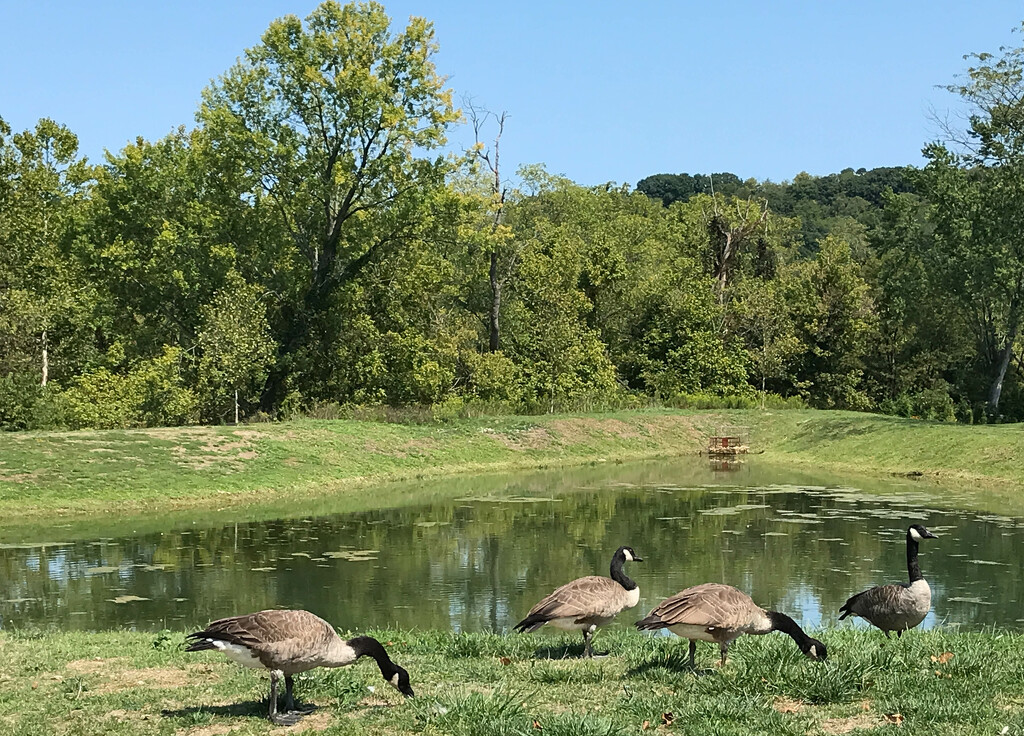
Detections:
2,627,1022,734
5,408,1024,522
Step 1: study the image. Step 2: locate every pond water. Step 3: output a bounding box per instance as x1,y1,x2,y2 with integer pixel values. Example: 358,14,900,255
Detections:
2,458,1024,634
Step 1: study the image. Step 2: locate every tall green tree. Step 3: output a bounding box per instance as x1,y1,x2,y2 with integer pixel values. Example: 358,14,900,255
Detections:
921,26,1024,415
782,236,875,409
0,117,96,428
198,0,459,402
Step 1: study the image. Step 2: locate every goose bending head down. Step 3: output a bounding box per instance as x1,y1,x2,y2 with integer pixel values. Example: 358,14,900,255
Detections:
186,609,413,726
635,583,827,668
839,523,938,638
513,545,643,658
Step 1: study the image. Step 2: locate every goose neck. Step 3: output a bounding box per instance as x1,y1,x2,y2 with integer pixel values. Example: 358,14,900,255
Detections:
906,533,923,583
610,554,637,591
767,610,810,647
347,636,397,678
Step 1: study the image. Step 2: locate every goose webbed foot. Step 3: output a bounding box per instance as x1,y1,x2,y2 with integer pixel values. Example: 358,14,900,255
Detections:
270,711,304,726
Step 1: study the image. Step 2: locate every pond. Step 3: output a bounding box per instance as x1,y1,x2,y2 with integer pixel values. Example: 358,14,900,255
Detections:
2,458,1023,634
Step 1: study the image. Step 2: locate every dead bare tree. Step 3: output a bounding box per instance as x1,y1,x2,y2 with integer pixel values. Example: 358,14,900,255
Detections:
702,179,771,296
467,101,511,352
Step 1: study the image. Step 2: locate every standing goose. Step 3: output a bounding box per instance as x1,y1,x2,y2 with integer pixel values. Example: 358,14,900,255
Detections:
513,546,642,658
839,523,938,638
635,583,827,667
186,609,413,725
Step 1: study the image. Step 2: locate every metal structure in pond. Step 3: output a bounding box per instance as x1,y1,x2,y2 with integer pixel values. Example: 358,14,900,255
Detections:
706,426,750,457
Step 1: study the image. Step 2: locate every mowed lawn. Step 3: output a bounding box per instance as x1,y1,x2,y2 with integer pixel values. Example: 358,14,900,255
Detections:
5,408,1024,522
1,627,1021,735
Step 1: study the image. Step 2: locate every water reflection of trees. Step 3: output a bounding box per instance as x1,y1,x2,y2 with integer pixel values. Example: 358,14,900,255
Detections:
2,469,1023,632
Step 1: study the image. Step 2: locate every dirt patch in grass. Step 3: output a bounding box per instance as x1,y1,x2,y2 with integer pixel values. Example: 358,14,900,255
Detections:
66,658,215,693
0,470,41,482
170,434,259,471
772,696,805,714
66,657,130,674
175,725,237,736
821,714,880,734
283,711,333,731
491,427,553,451
642,414,703,437
550,417,643,441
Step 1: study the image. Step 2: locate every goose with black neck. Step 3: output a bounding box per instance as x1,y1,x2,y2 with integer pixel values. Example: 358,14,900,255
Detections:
636,583,827,667
186,609,413,725
513,545,643,658
839,523,938,638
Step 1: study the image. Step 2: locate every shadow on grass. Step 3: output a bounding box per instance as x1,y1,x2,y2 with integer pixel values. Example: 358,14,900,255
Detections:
161,699,319,721
625,654,714,678
161,700,265,720
530,643,617,660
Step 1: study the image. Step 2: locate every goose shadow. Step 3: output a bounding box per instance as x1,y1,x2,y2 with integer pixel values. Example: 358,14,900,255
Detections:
161,701,319,721
530,643,614,660
625,656,715,678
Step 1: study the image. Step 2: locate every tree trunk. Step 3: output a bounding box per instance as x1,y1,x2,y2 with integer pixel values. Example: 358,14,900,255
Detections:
41,330,48,387
489,251,501,352
988,339,1014,416
234,389,240,425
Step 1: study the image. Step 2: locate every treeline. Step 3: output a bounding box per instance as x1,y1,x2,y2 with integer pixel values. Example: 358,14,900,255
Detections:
3,2,1024,430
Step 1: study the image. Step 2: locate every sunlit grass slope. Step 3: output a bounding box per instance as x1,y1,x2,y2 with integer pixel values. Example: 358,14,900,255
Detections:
3,408,1024,521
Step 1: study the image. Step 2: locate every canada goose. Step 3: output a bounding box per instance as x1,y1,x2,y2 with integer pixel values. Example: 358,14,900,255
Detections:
839,523,938,638
635,583,827,667
513,546,642,658
186,609,413,725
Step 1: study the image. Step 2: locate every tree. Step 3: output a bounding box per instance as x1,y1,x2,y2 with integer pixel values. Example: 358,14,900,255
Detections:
198,273,277,423
197,1,459,365
0,117,96,428
783,236,875,409
690,192,770,296
921,25,1024,416
733,279,800,405
464,102,517,353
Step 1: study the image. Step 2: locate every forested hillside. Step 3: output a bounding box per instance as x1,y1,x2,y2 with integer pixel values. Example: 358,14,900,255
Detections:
3,2,1024,430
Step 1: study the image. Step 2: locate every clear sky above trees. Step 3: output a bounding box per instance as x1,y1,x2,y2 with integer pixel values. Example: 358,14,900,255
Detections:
2,1,1022,185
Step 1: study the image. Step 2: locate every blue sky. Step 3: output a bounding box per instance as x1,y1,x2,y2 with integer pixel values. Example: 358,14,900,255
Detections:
2,2,1022,186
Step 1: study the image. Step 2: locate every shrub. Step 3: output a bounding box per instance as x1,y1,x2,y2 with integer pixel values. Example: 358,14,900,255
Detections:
62,347,199,429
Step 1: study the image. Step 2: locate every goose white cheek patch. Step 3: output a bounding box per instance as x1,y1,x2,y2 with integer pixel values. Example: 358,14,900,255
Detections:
623,549,634,562
909,528,923,541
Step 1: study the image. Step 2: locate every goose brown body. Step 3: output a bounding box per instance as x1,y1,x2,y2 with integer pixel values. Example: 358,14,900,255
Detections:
636,583,826,667
187,609,412,725
514,546,642,657
838,524,938,637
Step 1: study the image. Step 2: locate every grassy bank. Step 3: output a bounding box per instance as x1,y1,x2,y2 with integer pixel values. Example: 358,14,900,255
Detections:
2,627,1021,735
4,408,1024,522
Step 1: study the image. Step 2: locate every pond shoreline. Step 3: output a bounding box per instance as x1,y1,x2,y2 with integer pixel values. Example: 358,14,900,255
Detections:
2,408,1024,524
1,627,1018,734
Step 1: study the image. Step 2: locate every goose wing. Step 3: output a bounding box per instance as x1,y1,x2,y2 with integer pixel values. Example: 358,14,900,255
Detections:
840,582,925,621
524,576,633,622
187,609,334,652
637,583,759,630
